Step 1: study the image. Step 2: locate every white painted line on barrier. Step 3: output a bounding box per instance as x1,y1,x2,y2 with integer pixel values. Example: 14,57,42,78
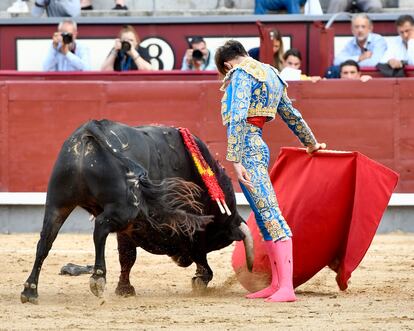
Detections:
237,193,414,206
0,192,46,205
0,192,413,207
236,193,248,205
388,193,414,206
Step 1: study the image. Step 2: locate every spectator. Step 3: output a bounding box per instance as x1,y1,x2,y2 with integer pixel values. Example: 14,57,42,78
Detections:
380,15,414,69
81,0,128,10
327,0,383,13
43,19,90,71
334,14,387,67
280,48,322,82
248,29,285,71
254,0,306,14
7,0,80,16
181,37,216,71
339,59,372,82
7,0,29,14
32,0,80,17
101,25,153,71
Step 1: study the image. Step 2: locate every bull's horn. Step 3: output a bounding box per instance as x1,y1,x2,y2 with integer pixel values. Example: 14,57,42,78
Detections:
239,222,254,272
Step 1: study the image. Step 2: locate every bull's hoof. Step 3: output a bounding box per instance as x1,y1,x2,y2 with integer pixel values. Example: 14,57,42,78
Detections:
21,293,39,305
21,282,39,304
191,277,208,292
115,283,136,297
89,276,106,298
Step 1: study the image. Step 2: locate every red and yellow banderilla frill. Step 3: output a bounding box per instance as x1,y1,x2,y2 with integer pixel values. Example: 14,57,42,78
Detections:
178,127,231,215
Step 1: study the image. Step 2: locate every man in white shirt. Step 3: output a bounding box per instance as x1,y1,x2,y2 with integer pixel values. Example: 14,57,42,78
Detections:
380,15,414,69
43,19,91,72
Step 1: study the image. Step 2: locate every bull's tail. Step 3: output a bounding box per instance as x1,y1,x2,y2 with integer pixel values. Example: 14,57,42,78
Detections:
82,120,212,239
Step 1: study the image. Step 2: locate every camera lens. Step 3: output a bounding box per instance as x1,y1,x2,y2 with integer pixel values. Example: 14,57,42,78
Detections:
192,49,204,61
121,41,131,52
61,32,73,44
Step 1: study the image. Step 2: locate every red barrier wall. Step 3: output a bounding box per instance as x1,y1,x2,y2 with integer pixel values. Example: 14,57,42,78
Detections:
0,77,413,193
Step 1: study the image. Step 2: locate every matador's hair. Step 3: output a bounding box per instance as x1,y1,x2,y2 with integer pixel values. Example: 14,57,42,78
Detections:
215,40,248,76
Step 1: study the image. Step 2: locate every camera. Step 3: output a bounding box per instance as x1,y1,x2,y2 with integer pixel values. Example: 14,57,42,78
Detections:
121,41,131,52
61,32,73,45
192,49,204,61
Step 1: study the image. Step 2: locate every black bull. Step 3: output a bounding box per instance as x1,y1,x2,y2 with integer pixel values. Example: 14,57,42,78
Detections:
21,119,254,304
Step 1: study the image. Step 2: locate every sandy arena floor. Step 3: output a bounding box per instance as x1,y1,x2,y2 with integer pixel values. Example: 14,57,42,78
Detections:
0,233,413,330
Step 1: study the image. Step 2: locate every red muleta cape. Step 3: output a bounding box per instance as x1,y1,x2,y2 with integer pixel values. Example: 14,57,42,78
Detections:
232,147,399,291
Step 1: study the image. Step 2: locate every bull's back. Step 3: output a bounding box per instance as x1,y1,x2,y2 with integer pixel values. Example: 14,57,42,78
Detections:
120,125,199,182
46,120,224,212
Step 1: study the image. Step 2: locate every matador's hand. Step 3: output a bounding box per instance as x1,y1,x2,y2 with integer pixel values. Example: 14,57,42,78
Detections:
306,142,327,154
233,162,254,192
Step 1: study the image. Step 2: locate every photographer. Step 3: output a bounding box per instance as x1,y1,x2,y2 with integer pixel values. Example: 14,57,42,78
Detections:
181,37,216,71
43,19,90,72
101,25,153,71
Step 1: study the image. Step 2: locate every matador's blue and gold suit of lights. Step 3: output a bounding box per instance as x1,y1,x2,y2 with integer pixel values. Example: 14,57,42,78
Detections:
220,57,317,241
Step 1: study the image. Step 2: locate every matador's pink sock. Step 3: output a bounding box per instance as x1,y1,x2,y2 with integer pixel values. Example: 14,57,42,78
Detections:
265,238,296,302
246,241,279,299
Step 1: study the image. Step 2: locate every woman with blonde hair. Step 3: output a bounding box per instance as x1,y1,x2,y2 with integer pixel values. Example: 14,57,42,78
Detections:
248,29,285,71
101,25,153,71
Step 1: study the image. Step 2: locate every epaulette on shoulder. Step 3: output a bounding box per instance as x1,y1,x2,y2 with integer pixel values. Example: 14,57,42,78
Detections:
238,57,267,82
220,57,267,91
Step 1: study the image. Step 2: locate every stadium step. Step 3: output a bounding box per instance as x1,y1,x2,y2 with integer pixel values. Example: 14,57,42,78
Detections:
78,8,253,17
0,0,412,17
0,0,253,14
